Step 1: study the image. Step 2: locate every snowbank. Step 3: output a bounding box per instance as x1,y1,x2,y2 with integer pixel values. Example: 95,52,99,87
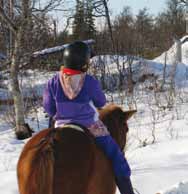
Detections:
154,36,188,65
159,181,188,194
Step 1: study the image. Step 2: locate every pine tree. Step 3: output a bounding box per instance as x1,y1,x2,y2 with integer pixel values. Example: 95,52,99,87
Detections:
85,0,96,39
73,0,96,40
166,0,185,37
72,0,85,40
134,8,154,57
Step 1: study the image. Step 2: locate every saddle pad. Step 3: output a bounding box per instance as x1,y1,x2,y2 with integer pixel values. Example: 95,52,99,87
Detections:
57,124,85,133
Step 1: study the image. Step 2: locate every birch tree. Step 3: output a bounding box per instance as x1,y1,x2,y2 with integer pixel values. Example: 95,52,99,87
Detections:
0,0,68,139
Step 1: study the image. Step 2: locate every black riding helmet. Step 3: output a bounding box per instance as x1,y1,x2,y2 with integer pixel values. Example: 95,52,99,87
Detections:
63,41,91,72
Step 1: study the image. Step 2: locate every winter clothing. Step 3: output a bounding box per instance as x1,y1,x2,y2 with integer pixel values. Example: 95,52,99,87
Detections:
43,68,134,194
95,136,131,177
59,72,86,100
116,176,135,194
95,135,134,194
62,68,83,75
43,73,107,129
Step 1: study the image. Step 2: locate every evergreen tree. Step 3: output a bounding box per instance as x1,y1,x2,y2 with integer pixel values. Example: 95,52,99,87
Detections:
73,0,96,40
85,0,96,39
166,0,185,37
72,0,85,40
134,8,154,57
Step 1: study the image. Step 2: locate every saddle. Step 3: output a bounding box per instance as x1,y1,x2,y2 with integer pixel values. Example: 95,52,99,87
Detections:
48,116,93,136
36,122,95,149
57,123,85,133
56,123,94,140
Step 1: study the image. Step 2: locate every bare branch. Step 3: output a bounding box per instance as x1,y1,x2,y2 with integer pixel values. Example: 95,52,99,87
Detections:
31,0,67,13
0,5,17,34
179,0,186,3
32,13,51,27
92,13,106,17
62,15,73,33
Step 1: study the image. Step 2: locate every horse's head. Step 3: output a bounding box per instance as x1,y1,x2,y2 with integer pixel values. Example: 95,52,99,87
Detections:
99,104,136,150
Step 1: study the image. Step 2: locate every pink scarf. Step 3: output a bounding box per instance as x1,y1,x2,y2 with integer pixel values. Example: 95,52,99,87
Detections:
59,72,86,100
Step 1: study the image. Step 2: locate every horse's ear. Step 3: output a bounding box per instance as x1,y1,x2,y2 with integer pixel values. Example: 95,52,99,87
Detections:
124,110,137,121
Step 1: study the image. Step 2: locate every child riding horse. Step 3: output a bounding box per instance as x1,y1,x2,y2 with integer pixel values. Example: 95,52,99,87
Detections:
43,41,135,194
17,104,136,194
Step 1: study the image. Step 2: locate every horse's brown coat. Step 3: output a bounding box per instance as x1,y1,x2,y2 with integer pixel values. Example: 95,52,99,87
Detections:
17,104,136,194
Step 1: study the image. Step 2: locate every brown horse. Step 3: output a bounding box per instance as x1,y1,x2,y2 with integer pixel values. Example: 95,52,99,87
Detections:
17,104,136,194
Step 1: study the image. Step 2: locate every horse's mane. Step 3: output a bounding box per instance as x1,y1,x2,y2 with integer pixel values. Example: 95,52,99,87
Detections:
99,103,123,120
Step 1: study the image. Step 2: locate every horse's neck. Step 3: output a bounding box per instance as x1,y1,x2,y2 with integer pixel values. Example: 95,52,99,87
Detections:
99,108,125,149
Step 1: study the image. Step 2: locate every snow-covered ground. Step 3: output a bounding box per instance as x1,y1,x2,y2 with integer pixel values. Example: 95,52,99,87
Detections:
1,93,188,194
0,36,188,194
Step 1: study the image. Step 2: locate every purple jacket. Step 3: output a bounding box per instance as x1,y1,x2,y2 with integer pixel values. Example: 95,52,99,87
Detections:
43,73,106,127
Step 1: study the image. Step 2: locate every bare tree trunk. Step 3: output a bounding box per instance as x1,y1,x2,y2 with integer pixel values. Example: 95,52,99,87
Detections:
170,38,180,95
53,19,57,43
10,31,33,139
176,38,182,63
161,51,167,91
0,1,32,139
102,0,115,52
12,0,34,139
9,0,13,57
127,56,134,93
184,0,188,33
0,0,68,139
